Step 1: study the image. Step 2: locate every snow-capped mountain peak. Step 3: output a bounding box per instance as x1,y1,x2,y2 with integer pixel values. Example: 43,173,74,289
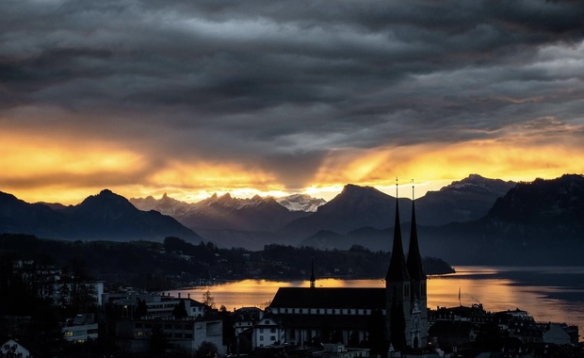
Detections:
276,194,326,212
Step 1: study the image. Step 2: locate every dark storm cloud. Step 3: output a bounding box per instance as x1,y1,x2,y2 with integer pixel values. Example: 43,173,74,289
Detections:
1,0,583,188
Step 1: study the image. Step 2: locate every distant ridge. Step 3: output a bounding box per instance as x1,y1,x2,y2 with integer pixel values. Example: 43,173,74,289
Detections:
446,174,584,265
415,174,515,225
479,174,584,241
0,189,202,243
299,174,584,265
282,175,513,239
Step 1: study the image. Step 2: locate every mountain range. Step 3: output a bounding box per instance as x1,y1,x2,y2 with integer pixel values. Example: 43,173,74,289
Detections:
130,193,312,232
302,174,584,265
2,174,583,265
280,174,515,239
0,189,201,243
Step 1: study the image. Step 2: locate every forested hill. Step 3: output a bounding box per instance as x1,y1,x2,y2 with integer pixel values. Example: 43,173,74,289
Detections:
0,234,454,291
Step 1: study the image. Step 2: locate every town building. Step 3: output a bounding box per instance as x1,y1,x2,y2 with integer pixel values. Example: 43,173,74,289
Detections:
62,313,98,343
251,315,286,348
233,307,263,336
11,259,104,306
427,305,580,353
103,290,206,319
103,290,225,355
115,317,224,354
0,339,30,358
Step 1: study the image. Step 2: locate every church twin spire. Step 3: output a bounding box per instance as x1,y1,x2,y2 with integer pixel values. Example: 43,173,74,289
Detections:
386,179,425,282
386,179,428,350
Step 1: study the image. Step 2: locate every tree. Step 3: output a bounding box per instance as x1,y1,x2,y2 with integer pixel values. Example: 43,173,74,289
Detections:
202,290,215,309
173,300,188,319
150,324,168,355
58,267,71,308
195,341,218,358
72,282,96,313
136,298,148,318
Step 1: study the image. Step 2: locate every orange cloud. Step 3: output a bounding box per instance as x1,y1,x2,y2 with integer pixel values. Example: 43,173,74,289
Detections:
144,161,288,201
0,130,147,203
2,123,584,205
305,134,584,199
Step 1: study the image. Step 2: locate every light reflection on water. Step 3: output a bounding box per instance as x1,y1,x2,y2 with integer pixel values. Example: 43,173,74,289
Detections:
171,266,584,339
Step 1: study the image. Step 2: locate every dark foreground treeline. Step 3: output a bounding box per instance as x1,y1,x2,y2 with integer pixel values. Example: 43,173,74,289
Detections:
0,233,454,291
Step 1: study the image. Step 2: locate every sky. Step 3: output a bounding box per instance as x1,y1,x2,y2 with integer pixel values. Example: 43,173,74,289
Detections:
1,0,584,204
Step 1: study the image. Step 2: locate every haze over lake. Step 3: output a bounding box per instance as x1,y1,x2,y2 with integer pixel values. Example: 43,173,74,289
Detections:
172,266,584,341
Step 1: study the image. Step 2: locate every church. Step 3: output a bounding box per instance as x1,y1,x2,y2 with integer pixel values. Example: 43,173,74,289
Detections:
264,186,428,352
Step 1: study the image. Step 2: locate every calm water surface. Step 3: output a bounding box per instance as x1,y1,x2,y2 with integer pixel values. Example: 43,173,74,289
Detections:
172,266,584,340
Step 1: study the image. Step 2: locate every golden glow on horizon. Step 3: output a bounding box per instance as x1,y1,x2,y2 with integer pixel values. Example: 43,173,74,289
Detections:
2,128,583,204
146,161,289,201
1,135,144,176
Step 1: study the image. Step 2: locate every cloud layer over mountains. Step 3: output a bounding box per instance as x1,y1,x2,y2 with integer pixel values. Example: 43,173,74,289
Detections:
2,0,583,202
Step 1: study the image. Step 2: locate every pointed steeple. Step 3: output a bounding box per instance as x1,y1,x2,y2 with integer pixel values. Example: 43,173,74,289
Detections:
310,260,315,289
386,180,410,281
407,182,425,281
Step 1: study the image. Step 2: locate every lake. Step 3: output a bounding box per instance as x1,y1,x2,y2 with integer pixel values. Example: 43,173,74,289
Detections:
171,266,584,340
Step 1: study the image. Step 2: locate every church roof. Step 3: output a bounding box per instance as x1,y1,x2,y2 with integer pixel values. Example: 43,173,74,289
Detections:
386,198,410,282
406,200,425,281
270,313,373,330
269,287,386,310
